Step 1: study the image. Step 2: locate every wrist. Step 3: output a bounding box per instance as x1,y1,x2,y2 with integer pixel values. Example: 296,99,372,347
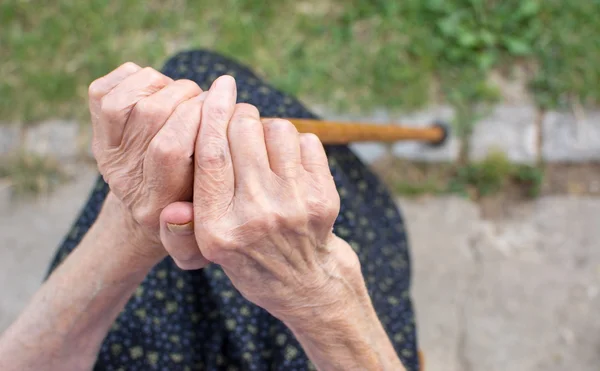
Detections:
90,192,167,270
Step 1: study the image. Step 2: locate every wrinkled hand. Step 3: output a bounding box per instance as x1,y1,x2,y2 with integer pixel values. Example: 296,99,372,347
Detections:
185,75,365,324
88,62,208,265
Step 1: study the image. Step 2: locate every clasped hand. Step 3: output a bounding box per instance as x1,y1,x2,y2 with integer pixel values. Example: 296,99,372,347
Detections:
89,63,365,324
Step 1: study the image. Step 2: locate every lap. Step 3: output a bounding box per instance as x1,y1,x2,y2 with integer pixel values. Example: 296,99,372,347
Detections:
48,50,419,371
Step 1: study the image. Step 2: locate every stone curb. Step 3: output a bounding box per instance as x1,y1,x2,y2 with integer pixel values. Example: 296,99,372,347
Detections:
2,106,600,168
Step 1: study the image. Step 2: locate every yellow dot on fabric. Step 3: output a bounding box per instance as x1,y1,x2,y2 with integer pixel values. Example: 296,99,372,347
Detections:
247,342,256,351
191,313,200,323
366,230,376,241
195,65,207,73
358,181,368,191
221,290,234,299
382,246,393,256
116,368,125,371
275,333,287,346
247,324,258,334
134,309,146,320
186,294,195,303
258,86,270,94
243,352,252,361
216,354,225,365
350,240,361,252
308,361,318,370
225,319,237,330
177,65,188,74
285,345,299,360
240,306,250,316
111,343,122,356
176,278,185,290
359,217,369,226
157,269,167,279
337,227,350,238
135,287,144,298
111,322,120,331
338,186,347,197
155,290,165,300
170,353,184,363
169,335,180,344
147,351,159,365
402,349,414,358
239,91,250,100
153,317,161,326
129,346,143,360
68,227,79,239
166,301,178,313
184,367,191,371
227,366,239,371
394,333,404,343
214,63,225,71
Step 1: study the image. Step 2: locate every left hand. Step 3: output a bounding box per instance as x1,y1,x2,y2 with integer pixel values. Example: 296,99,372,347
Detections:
180,75,369,325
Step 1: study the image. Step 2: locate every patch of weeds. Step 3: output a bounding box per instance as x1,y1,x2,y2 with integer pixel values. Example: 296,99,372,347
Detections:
0,152,67,197
395,180,445,197
448,151,544,199
513,164,544,198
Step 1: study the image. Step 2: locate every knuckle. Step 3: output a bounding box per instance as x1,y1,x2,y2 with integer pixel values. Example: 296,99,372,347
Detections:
120,62,140,74
308,194,340,223
132,205,158,229
265,119,297,135
88,78,106,100
100,95,125,121
235,103,260,116
133,98,170,120
175,79,202,94
197,141,228,170
230,115,261,135
142,67,166,85
205,103,230,123
148,135,185,163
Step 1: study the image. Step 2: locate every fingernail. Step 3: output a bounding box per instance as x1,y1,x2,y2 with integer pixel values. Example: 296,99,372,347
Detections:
167,221,194,235
214,75,236,94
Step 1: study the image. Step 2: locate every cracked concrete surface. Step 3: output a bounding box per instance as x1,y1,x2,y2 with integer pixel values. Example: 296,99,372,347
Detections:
402,196,600,371
1,166,599,371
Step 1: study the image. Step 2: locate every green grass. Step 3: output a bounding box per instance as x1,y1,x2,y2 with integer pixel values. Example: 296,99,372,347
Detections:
1,0,598,127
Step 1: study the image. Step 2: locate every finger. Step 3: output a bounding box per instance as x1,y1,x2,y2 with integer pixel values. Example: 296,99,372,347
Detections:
160,202,209,270
263,119,302,180
194,75,237,219
88,62,142,124
145,92,208,203
299,133,331,176
99,67,173,147
125,79,203,146
228,103,270,189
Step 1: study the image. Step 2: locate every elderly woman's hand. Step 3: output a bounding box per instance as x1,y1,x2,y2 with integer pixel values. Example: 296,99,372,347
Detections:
189,75,368,326
88,62,208,266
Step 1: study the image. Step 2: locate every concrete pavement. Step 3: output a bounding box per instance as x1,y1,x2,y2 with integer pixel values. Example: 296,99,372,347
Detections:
0,166,599,370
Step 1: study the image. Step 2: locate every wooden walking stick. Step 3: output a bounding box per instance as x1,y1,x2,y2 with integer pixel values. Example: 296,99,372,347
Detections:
265,118,449,146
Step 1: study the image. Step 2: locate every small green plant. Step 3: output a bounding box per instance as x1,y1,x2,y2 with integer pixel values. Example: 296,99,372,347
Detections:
513,164,544,198
447,151,544,199
0,151,66,196
452,150,512,196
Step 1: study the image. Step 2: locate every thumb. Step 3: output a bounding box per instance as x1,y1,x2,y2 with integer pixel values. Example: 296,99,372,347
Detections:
160,201,209,270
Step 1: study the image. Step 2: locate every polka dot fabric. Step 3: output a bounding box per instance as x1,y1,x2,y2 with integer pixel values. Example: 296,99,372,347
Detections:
47,50,419,371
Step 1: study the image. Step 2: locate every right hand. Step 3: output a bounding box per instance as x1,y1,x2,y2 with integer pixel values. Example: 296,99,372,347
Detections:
88,62,208,267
